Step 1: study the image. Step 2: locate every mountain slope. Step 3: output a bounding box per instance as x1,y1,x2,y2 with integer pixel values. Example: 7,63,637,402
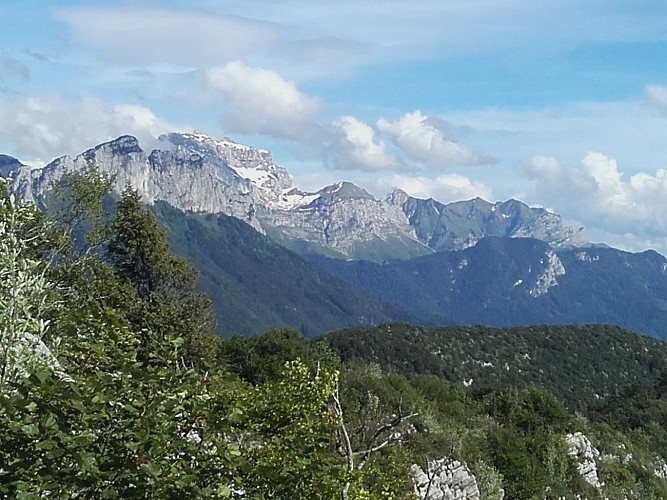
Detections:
149,201,432,336
323,322,667,410
307,236,667,340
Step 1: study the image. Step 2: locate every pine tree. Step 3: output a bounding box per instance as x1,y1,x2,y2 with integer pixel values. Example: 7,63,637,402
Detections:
108,187,217,366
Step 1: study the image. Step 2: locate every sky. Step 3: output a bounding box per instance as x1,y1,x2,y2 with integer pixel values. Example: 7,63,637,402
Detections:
3,1,667,254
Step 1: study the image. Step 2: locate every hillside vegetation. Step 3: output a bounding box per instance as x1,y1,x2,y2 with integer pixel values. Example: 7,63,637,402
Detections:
307,237,667,340
3,168,667,498
324,323,667,410
150,202,427,336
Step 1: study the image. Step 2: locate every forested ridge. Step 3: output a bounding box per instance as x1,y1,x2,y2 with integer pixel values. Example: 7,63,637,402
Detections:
2,168,667,499
323,323,667,411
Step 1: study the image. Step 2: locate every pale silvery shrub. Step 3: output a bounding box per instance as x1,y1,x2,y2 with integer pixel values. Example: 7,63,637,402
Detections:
0,181,66,386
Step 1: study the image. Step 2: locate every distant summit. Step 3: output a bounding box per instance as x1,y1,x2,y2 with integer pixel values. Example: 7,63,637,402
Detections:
2,132,588,261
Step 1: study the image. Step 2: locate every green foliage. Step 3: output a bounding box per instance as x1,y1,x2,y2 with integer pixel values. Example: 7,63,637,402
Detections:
0,180,61,386
4,171,667,498
109,188,217,366
218,327,340,384
325,323,667,410
232,359,345,498
484,386,572,434
481,387,577,498
0,366,240,498
52,161,116,249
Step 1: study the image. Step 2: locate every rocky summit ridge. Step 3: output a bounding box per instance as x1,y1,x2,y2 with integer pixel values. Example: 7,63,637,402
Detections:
4,132,587,261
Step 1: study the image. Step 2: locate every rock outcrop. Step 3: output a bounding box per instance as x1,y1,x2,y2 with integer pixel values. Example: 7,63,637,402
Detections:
411,459,481,500
565,432,603,489
388,192,587,252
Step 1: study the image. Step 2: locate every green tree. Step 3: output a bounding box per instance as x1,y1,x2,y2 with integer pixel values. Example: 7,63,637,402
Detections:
0,178,240,497
218,328,340,384
108,187,217,366
232,359,345,498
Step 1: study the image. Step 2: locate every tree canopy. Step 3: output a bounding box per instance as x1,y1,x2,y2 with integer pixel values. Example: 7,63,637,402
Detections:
2,171,667,499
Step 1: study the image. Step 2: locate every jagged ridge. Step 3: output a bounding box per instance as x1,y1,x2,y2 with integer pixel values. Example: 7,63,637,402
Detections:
3,132,587,261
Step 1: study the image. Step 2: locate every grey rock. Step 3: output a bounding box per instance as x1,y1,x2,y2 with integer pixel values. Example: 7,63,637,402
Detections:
259,181,430,260
411,459,481,500
565,432,602,489
388,192,588,253
4,132,588,261
0,154,23,179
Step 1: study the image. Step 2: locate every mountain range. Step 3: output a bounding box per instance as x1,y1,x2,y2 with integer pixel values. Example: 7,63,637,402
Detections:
5,132,586,262
3,132,667,339
308,238,667,339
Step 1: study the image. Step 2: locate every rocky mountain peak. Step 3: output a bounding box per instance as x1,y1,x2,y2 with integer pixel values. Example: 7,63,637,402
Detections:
315,181,374,205
385,188,411,207
82,135,143,160
161,132,293,205
4,131,589,261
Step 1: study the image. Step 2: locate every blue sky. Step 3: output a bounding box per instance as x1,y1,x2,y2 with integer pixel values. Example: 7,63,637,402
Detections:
3,1,667,254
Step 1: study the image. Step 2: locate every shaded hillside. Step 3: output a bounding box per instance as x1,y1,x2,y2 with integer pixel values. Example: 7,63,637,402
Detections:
323,323,667,410
150,202,431,336
307,236,667,340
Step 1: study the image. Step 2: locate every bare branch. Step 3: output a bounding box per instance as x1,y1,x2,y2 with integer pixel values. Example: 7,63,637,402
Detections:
356,412,418,470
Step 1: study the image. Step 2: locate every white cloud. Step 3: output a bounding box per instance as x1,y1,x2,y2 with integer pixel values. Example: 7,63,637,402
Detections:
54,1,667,94
581,152,628,208
218,0,667,65
519,152,667,253
54,5,370,79
0,95,176,164
518,154,596,194
326,116,404,171
374,173,493,203
55,6,284,67
377,110,494,168
204,61,321,140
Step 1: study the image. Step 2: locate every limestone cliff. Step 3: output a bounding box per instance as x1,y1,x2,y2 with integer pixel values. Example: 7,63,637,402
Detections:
4,132,588,261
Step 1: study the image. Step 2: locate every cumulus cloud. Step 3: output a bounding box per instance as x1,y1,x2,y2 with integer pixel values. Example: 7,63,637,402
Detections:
377,110,494,169
326,116,404,171
375,173,493,203
0,95,176,163
519,152,667,252
204,61,321,140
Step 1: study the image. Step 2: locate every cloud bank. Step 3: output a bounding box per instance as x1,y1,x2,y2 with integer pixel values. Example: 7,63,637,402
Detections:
519,151,667,251
0,95,175,163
